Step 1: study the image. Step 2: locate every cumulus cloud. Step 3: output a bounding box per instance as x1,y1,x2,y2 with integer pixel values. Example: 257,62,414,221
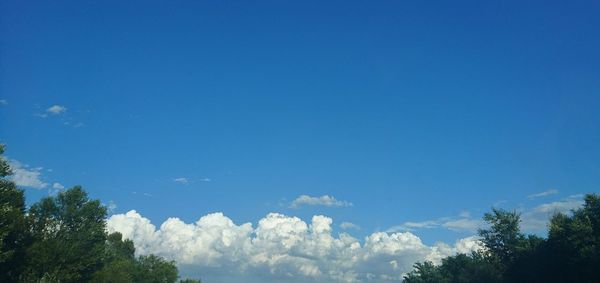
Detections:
8,159,48,189
107,211,482,283
46,105,67,115
527,189,559,199
340,222,360,230
290,195,353,209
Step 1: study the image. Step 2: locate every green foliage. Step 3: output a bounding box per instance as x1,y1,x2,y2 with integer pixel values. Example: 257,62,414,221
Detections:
403,261,444,283
24,186,108,282
478,208,524,267
0,145,193,283
135,255,179,283
543,194,600,283
403,252,502,283
91,233,180,283
404,195,600,283
179,279,202,283
0,144,29,282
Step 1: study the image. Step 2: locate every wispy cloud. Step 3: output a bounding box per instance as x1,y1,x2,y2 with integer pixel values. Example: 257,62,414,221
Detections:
0,99,7,105
8,159,48,189
289,195,353,209
49,182,65,196
52,182,65,190
395,220,440,231
388,194,587,234
521,195,584,232
527,189,559,199
442,218,482,232
47,105,67,115
388,212,482,233
173,177,210,185
107,200,117,213
339,221,361,230
174,177,189,185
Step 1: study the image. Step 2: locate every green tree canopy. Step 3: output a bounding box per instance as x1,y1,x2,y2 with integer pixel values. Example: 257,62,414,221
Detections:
405,194,600,283
24,186,107,282
0,144,29,282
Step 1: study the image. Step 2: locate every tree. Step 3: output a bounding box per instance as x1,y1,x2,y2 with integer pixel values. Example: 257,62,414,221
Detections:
91,232,137,283
134,254,179,283
544,194,600,283
403,261,444,283
0,144,194,282
478,208,524,267
0,144,29,282
24,186,108,282
404,195,600,283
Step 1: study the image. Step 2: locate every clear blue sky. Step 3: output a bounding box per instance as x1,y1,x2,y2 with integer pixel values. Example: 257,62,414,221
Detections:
1,0,599,269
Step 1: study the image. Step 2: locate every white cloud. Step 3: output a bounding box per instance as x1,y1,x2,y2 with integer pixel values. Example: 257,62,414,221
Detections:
174,177,189,185
107,201,117,213
388,195,587,235
458,211,470,218
527,189,559,199
340,222,360,230
533,197,583,214
290,195,353,209
48,182,65,196
0,99,7,105
391,220,439,231
521,196,584,232
46,105,67,115
388,216,481,233
8,159,48,189
52,182,65,190
107,211,481,283
441,219,482,233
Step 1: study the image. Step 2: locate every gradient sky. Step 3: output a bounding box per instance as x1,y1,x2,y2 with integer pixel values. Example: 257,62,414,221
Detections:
1,1,599,282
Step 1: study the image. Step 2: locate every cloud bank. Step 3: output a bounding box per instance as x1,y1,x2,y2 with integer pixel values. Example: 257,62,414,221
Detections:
107,211,480,283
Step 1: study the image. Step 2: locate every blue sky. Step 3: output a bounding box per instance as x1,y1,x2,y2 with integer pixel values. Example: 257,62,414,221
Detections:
1,1,599,282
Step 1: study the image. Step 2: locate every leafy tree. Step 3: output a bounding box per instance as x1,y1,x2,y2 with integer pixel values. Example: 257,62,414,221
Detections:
403,261,444,283
404,195,600,283
0,144,196,283
134,254,179,283
0,144,29,282
24,186,108,282
403,252,502,283
543,194,600,283
478,208,524,268
438,252,501,283
91,232,137,283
